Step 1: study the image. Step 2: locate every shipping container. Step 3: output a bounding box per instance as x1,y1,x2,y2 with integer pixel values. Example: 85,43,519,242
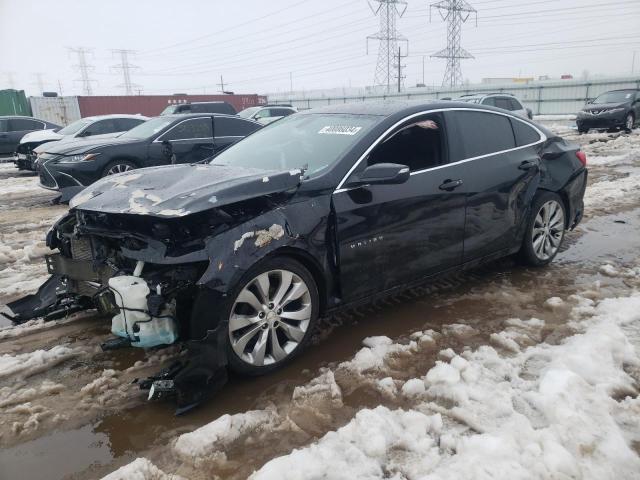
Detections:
77,94,267,118
0,89,32,116
29,96,81,126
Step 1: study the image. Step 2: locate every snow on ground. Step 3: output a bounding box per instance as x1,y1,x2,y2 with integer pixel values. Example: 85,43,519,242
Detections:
249,292,640,480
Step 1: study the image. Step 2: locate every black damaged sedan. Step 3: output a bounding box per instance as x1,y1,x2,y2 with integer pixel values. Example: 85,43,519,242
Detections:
6,101,587,409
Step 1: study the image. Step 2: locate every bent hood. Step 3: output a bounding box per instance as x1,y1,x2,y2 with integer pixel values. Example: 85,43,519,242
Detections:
70,164,303,217
20,129,62,144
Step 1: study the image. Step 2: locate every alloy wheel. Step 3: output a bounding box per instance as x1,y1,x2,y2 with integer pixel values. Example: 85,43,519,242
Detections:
229,269,312,366
531,200,564,261
626,114,634,131
107,164,133,175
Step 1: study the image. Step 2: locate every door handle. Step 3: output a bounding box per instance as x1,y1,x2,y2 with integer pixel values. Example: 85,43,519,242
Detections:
518,160,539,171
439,179,463,191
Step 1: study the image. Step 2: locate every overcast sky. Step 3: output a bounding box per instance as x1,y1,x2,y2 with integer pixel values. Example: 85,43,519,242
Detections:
1,0,638,97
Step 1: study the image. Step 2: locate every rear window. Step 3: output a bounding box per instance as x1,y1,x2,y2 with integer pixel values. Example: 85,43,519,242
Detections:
448,110,516,160
510,118,541,146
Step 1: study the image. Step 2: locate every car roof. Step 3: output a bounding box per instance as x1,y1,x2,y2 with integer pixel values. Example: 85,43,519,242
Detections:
81,114,149,121
299,99,513,117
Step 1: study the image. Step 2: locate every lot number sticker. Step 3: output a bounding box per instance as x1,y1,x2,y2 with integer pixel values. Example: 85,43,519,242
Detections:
318,125,363,135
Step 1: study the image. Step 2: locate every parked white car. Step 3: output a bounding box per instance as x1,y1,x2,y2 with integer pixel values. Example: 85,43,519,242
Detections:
456,93,533,119
15,114,148,170
237,105,297,125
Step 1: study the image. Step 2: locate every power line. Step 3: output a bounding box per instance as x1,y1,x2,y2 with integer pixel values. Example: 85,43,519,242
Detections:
430,0,477,87
68,47,95,95
367,0,408,91
111,49,140,95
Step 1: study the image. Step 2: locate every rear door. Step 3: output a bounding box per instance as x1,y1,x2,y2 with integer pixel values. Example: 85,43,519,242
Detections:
150,117,214,165
333,113,467,301
0,119,9,154
214,116,261,154
445,109,543,262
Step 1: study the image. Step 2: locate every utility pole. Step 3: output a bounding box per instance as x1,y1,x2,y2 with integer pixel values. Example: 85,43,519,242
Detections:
111,49,139,95
57,79,64,95
429,0,477,87
633,51,637,74
367,0,408,92
394,46,407,92
289,72,293,94
68,47,95,95
217,75,226,93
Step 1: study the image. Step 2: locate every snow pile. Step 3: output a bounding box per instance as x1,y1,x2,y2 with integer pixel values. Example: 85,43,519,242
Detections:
250,293,640,479
584,170,640,209
174,408,279,461
0,345,78,380
101,458,184,480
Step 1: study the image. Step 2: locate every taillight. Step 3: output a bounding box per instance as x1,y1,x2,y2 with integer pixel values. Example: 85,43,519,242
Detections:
575,150,587,166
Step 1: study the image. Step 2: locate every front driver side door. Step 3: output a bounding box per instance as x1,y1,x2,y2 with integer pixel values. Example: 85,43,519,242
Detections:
333,113,467,302
150,117,215,165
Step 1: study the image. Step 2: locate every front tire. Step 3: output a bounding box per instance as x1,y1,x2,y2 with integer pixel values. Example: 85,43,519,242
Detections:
519,192,566,267
102,160,136,177
625,112,635,133
226,257,319,376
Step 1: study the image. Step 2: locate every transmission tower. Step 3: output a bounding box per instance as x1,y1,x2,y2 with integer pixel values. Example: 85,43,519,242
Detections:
111,49,140,95
430,0,477,87
68,47,95,95
367,0,408,92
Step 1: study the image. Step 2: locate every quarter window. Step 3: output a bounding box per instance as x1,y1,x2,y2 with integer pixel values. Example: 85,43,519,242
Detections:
449,110,516,160
368,115,445,172
510,118,541,146
84,119,117,136
160,118,213,141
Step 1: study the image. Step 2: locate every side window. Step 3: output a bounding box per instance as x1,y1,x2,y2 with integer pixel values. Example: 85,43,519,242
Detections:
449,110,516,159
8,118,43,131
508,98,523,111
85,119,117,136
115,118,144,131
254,109,272,119
493,97,512,110
0,119,7,132
216,117,261,137
482,97,496,107
161,118,213,141
272,108,292,117
510,118,541,146
367,115,445,172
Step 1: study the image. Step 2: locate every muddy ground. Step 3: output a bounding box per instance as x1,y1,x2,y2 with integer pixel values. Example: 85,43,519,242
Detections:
0,126,639,479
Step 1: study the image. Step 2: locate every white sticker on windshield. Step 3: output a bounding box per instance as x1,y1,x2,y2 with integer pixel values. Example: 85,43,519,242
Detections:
318,125,362,136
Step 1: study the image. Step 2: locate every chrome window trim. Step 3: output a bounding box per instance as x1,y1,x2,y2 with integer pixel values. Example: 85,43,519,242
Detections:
334,107,546,194
153,117,213,143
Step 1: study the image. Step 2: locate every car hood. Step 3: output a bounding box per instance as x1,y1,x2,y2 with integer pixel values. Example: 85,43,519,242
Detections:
70,163,304,217
20,129,62,144
33,132,126,154
582,102,628,112
40,136,139,155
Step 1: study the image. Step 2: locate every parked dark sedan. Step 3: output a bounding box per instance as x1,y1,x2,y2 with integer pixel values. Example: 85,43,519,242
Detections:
576,89,639,133
0,116,60,156
37,114,262,195
6,101,587,409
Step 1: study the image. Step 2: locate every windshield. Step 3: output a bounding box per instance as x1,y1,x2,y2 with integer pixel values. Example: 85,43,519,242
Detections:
592,90,635,104
210,113,379,178
120,117,174,140
160,105,178,115
58,119,92,135
238,107,261,118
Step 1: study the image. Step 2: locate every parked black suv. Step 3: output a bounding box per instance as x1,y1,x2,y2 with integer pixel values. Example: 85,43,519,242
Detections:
160,101,237,116
576,89,639,133
6,101,588,409
38,114,261,195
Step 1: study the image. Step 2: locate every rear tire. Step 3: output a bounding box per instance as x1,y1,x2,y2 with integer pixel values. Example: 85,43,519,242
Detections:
519,192,566,267
102,160,137,178
577,127,588,134
225,256,319,376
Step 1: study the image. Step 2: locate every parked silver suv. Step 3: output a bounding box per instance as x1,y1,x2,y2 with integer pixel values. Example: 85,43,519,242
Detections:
457,93,533,119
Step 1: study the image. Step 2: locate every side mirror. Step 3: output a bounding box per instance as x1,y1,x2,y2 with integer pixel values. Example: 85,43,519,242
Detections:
586,100,592,104
80,130,92,137
161,140,173,158
347,163,410,187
